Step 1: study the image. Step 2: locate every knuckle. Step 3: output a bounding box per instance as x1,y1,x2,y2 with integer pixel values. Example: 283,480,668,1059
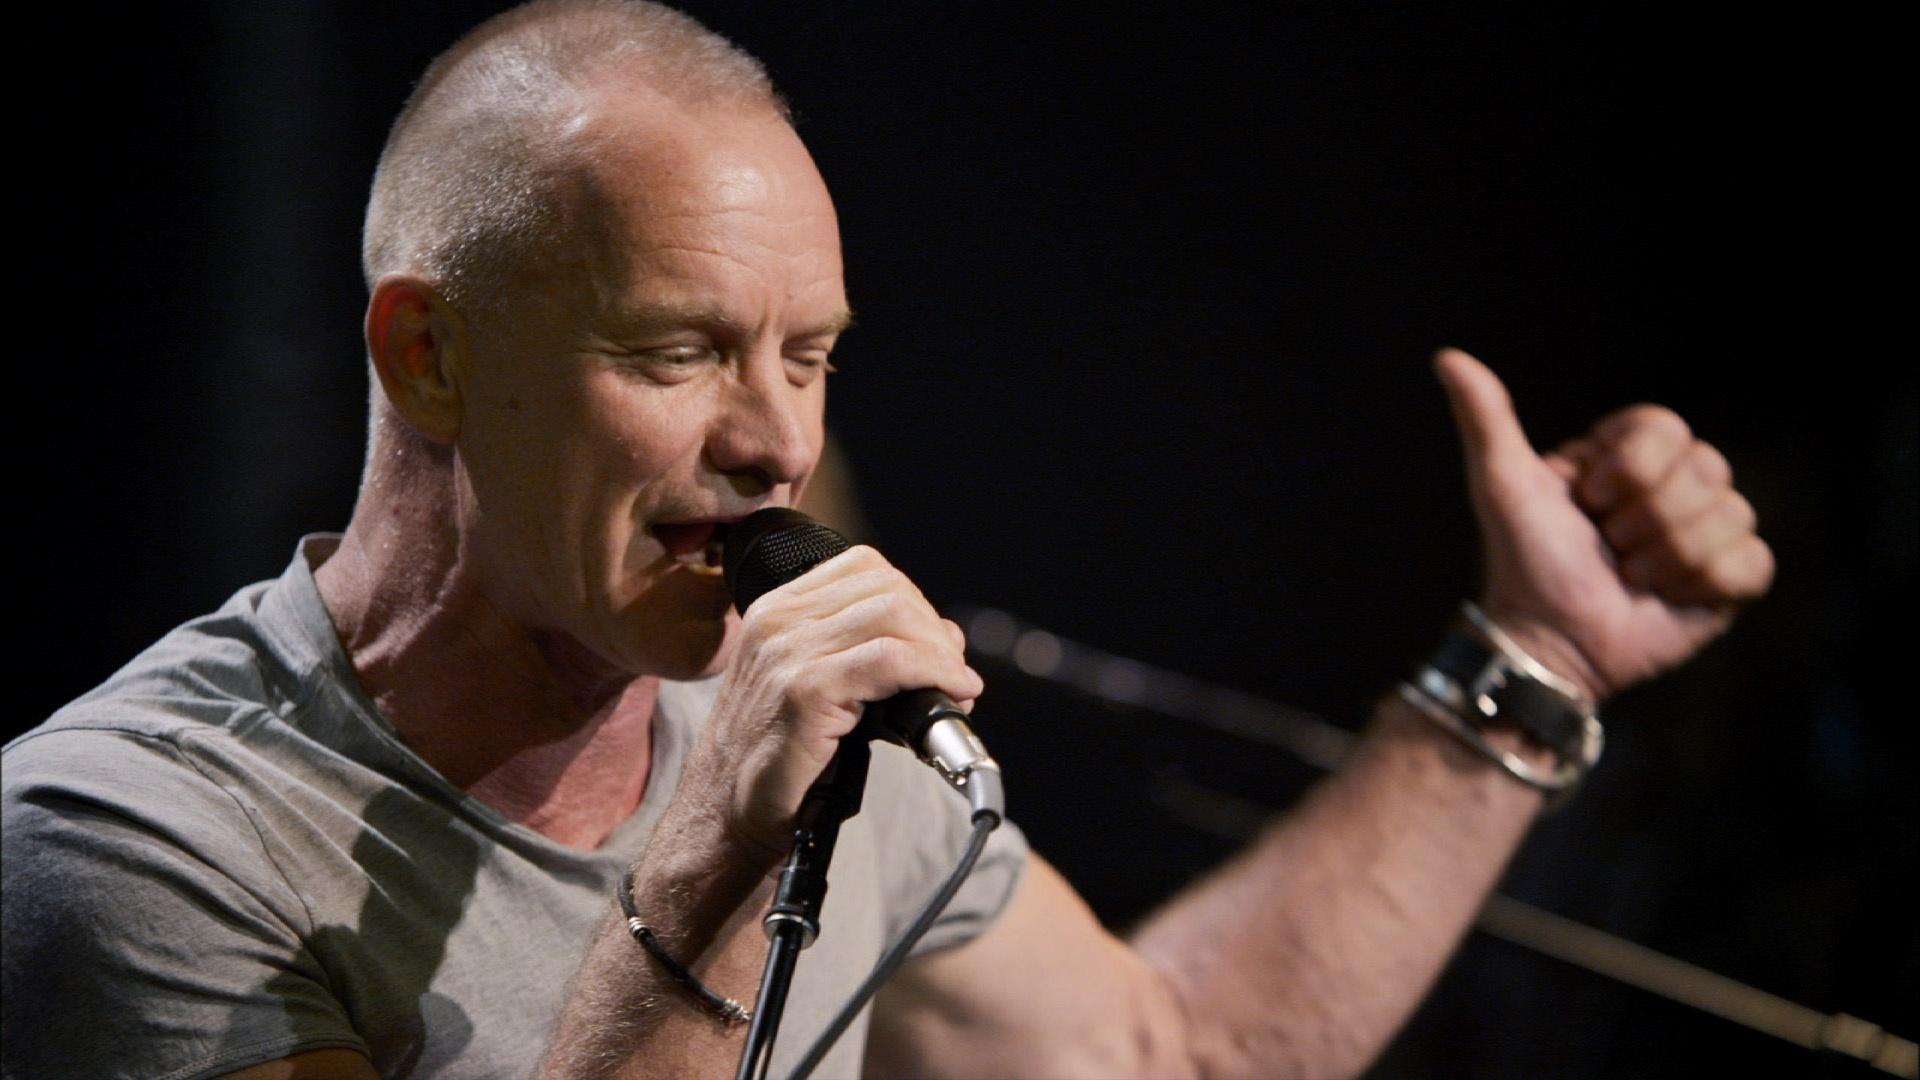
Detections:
1628,403,1691,444
1742,536,1778,587
1689,440,1733,486
1619,443,1680,490
1699,554,1738,593
848,545,890,572
1701,536,1773,597
1606,462,1656,502
867,635,913,672
1724,491,1757,531
789,683,837,723
881,565,927,603
1598,402,1686,444
1701,550,1752,596
852,589,901,621
1599,409,1691,487
777,665,810,700
737,605,771,639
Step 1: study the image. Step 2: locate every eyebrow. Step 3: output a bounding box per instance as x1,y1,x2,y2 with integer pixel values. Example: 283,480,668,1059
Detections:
602,302,855,340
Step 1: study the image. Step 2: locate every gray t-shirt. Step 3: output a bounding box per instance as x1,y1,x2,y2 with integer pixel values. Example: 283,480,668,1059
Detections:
2,537,1027,1079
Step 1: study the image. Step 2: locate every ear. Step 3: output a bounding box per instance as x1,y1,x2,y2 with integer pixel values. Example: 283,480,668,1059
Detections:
365,274,467,444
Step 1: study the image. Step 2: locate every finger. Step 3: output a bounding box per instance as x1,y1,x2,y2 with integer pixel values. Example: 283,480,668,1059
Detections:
815,636,986,711
1618,491,1759,594
736,565,893,651
1684,439,1732,487
797,588,960,658
1600,440,1733,551
1694,534,1776,603
1578,405,1691,512
1543,436,1595,485
751,553,934,629
753,544,895,608
1433,347,1537,493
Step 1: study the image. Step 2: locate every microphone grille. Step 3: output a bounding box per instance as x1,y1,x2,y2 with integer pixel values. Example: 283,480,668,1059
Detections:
723,507,852,612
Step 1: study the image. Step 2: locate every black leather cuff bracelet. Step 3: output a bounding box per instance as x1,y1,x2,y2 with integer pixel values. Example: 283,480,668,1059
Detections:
1399,602,1604,794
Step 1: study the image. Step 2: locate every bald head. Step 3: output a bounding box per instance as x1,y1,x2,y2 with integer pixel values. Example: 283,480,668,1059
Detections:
362,0,785,322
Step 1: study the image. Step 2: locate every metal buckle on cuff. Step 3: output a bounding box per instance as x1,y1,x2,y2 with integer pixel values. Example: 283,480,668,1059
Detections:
1403,603,1605,795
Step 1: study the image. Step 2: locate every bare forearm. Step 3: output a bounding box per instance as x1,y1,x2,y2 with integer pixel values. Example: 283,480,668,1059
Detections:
1131,697,1543,1077
870,371,1768,1078
541,803,773,1079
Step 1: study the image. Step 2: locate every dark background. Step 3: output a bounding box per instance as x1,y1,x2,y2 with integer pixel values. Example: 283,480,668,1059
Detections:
24,3,1913,1076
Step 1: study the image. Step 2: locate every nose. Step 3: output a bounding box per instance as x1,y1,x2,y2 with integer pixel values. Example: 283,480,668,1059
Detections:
704,355,818,495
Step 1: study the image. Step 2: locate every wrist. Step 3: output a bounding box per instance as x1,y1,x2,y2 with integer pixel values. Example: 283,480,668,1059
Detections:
629,799,777,947
1398,602,1606,796
1474,601,1610,705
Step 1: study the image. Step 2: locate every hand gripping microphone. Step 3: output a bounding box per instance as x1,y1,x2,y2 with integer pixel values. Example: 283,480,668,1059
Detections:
723,507,1005,824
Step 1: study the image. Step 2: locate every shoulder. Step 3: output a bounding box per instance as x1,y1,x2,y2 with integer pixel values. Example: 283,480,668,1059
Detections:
1,586,370,1080
2,698,309,941
3,575,329,944
5,574,319,813
13,577,302,752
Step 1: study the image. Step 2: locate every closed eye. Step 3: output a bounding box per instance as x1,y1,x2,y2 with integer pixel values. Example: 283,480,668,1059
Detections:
647,345,719,365
613,344,722,383
786,351,838,372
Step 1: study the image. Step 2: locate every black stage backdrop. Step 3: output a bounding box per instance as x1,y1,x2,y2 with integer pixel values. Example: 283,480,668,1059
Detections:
23,5,1913,1077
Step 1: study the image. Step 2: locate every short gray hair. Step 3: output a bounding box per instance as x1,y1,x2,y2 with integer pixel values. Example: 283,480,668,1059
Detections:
361,0,785,321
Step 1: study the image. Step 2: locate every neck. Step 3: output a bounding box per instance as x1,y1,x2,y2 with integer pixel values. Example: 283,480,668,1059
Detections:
315,455,656,850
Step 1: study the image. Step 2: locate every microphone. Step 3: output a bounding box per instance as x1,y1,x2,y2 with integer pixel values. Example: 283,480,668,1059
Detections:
723,507,1004,823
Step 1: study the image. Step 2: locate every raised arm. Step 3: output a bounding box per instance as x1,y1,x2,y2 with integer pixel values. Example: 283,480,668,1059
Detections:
864,348,1773,1078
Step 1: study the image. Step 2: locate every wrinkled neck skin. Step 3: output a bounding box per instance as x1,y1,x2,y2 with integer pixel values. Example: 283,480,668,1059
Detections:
314,436,656,851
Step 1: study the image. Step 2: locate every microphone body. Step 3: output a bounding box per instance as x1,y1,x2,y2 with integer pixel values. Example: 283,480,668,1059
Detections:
723,508,1004,822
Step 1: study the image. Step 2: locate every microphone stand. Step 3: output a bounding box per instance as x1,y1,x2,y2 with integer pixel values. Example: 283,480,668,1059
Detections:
735,739,871,1080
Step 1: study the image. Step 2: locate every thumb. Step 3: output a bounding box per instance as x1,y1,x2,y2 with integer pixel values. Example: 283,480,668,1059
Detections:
1433,347,1537,486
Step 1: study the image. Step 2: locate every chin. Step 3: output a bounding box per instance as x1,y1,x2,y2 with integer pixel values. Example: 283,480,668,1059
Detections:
624,608,741,682
604,564,741,679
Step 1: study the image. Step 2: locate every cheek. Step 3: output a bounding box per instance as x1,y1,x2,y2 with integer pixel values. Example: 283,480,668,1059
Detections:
459,361,591,490
591,396,711,491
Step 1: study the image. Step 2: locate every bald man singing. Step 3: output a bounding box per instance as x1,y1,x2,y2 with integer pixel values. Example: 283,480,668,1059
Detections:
0,3,1773,1078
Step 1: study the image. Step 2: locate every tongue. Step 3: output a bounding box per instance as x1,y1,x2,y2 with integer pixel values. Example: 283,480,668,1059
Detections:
653,522,717,558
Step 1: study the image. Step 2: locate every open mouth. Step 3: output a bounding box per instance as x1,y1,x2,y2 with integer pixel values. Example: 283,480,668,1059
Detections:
652,521,729,576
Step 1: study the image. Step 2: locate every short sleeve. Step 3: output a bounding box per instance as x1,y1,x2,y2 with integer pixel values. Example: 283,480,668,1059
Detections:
860,742,1030,958
2,727,367,1080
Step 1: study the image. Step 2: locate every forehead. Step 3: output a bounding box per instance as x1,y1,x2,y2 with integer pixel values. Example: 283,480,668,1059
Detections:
557,90,847,324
